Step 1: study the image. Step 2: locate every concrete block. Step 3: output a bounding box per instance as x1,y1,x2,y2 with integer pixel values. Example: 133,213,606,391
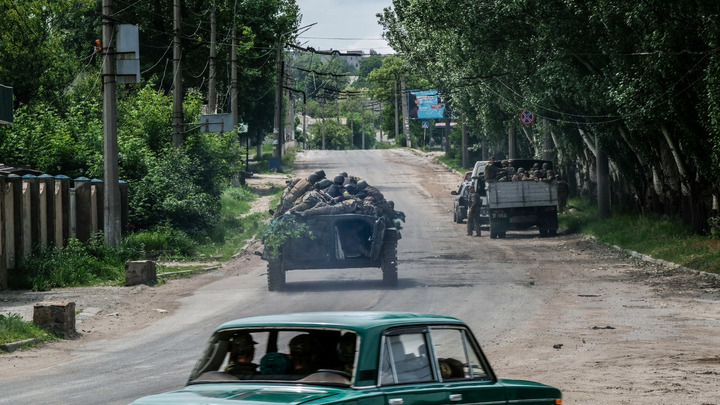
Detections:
125,260,156,286
33,302,76,337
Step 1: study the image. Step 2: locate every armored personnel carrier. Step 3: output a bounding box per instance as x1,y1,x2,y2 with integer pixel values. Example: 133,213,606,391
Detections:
260,172,403,291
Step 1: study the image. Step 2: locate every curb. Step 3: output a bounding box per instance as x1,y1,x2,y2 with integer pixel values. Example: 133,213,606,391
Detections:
0,338,41,353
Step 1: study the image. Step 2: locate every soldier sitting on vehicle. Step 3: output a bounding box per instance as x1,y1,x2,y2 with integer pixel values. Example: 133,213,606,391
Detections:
484,157,501,182
288,334,320,375
225,332,258,376
289,179,334,214
512,167,526,182
327,175,351,202
541,170,555,182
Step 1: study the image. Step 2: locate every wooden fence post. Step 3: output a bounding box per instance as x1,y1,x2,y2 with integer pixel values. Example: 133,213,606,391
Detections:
73,177,92,243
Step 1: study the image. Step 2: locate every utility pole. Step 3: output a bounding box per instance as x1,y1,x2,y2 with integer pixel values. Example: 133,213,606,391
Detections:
321,100,326,150
273,42,283,158
394,80,399,139
208,7,217,114
172,0,183,146
461,117,469,168
362,100,366,150
102,0,120,248
400,75,411,148
231,26,238,128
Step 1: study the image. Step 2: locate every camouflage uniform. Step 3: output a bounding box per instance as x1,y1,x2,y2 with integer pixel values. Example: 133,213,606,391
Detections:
466,190,481,236
291,189,333,213
484,161,500,182
300,199,357,217
274,172,325,217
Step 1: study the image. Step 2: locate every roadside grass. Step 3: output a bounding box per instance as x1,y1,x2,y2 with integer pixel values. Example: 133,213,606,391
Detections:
559,198,720,275
0,313,58,348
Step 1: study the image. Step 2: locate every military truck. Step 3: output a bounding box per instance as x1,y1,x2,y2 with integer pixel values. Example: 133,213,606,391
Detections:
261,213,400,291
471,159,558,238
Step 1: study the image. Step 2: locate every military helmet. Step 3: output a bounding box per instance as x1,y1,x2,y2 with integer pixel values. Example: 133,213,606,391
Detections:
333,175,345,185
518,167,526,173
316,179,332,189
501,160,509,167
345,184,357,194
534,170,542,177
356,180,368,191
231,332,257,354
338,172,348,178
307,173,320,183
314,170,326,179
542,163,550,170
289,334,315,357
533,163,541,169
546,170,554,175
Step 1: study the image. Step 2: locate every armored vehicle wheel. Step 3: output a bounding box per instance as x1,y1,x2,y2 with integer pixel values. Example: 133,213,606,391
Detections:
499,232,506,238
381,232,398,287
267,260,286,291
549,229,557,236
453,211,459,223
539,229,549,237
490,231,497,239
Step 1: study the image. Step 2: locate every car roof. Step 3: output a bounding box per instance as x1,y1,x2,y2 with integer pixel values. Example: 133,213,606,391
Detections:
215,311,464,333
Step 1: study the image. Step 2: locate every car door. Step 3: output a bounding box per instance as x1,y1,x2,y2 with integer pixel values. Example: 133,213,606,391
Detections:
428,327,507,405
378,328,447,405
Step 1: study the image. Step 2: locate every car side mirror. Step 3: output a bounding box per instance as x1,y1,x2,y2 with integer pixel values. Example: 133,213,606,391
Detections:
269,209,275,215
450,191,458,195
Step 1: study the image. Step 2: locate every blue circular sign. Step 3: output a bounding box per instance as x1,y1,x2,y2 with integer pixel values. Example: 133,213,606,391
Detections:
520,110,535,125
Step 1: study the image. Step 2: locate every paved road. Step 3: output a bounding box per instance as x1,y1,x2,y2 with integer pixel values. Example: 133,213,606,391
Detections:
5,149,717,404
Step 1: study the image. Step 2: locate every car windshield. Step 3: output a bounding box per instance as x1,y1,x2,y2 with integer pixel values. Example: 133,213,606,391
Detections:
188,327,357,387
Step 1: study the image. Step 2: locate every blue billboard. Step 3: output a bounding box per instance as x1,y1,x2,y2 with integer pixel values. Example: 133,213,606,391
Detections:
408,89,445,119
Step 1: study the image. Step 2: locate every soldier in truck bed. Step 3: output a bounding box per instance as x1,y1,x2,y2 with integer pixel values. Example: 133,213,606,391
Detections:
484,157,501,182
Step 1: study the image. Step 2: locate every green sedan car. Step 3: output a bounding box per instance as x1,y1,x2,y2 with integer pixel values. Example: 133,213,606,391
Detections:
130,312,562,405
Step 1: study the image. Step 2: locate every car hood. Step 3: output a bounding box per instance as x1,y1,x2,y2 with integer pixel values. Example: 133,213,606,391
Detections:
130,383,345,405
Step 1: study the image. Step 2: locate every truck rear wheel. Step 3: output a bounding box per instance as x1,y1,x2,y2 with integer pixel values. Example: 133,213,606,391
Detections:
381,232,398,287
267,260,286,291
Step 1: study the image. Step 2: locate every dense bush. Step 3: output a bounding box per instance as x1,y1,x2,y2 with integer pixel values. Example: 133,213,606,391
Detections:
10,237,140,291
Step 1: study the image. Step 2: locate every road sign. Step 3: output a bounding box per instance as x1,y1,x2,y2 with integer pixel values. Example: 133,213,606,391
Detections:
421,121,430,129
520,109,535,126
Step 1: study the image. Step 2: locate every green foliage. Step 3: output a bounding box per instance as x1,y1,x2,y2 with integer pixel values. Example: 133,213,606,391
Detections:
129,147,222,236
261,216,315,260
308,119,353,150
559,198,720,275
0,313,57,347
123,226,197,259
379,0,720,232
10,237,141,291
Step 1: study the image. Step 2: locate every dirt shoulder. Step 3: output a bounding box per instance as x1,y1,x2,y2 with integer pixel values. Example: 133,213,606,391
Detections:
3,151,720,404
0,173,289,355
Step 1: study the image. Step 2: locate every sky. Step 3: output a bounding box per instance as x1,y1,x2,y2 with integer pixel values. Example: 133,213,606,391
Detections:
294,0,395,55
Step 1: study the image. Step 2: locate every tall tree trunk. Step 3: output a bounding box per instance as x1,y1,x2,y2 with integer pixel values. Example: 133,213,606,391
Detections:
660,124,705,232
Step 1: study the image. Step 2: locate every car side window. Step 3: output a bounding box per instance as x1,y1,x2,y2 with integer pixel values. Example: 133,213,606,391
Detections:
380,333,433,385
429,328,488,380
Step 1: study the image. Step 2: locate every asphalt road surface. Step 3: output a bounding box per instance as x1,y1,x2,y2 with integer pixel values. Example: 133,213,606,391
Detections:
2,149,719,404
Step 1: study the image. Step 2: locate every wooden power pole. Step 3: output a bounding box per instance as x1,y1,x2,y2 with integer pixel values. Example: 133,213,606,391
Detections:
172,0,184,146
102,0,120,248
